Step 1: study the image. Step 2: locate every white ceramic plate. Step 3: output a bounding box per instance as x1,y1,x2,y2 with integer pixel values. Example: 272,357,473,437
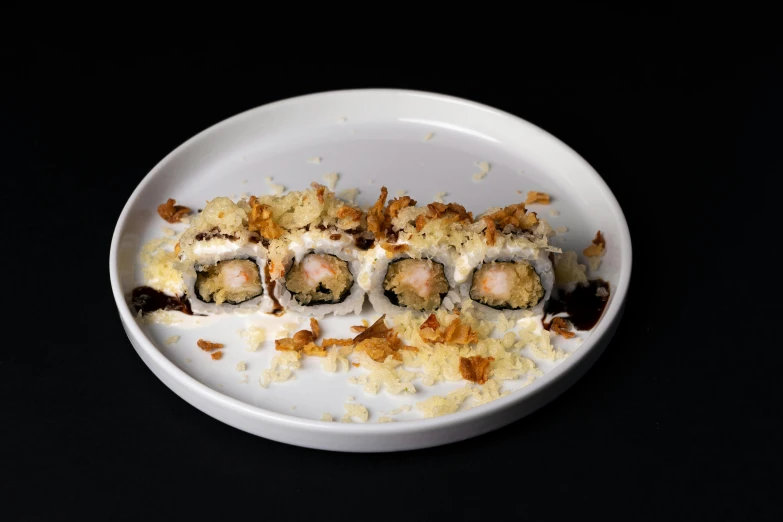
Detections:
110,89,631,452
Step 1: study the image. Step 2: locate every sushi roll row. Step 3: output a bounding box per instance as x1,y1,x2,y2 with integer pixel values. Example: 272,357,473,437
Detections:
172,185,557,318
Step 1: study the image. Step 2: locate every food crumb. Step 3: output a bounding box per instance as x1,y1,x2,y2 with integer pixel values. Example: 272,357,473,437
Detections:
157,198,191,223
525,191,551,204
197,339,224,351
185,358,192,364
423,132,434,141
459,356,495,384
240,325,266,351
264,176,285,196
395,189,407,198
164,335,180,345
239,374,249,384
211,351,224,360
378,417,395,423
236,361,247,372
241,179,248,184
308,156,322,164
161,227,176,237
550,317,576,339
291,405,297,410
555,226,568,233
339,188,359,205
321,413,333,422
347,396,355,401
583,231,606,271
549,209,560,217
433,192,447,203
338,116,347,123
341,403,369,423
323,172,339,191
472,161,491,181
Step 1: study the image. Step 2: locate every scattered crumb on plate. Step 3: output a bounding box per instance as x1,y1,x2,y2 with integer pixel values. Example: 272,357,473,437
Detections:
472,161,491,181
161,227,176,237
308,156,322,164
321,413,333,422
211,351,223,360
433,192,447,203
185,358,192,364
323,172,339,191
240,326,266,351
341,403,369,423
378,417,394,423
549,209,560,217
555,226,568,233
241,179,248,184
423,132,434,141
164,335,180,345
239,374,249,384
395,189,407,198
339,188,359,204
236,361,247,372
264,176,285,196
525,191,551,205
338,116,347,123
347,396,355,402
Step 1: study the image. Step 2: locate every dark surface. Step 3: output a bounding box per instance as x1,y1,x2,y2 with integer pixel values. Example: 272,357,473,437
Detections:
1,37,779,521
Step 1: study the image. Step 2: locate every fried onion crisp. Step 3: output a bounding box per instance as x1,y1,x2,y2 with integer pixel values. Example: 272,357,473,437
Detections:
459,355,495,384
483,216,497,246
355,338,402,362
420,314,440,331
211,351,224,360
418,315,478,345
550,317,575,339
157,198,191,223
380,242,409,256
309,318,320,339
303,343,328,357
322,338,355,348
350,325,367,334
583,230,606,257
353,315,390,343
525,191,551,205
336,205,363,223
275,320,327,356
387,195,417,220
367,187,390,238
485,202,539,232
248,196,285,239
197,339,224,351
415,202,474,232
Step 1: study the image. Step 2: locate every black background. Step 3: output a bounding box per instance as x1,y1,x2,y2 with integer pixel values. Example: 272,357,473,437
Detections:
2,29,780,521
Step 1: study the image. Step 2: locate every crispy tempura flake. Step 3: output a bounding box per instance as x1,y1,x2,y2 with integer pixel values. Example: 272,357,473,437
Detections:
336,205,363,223
415,202,474,232
380,242,409,256
459,356,495,384
485,203,539,233
211,351,223,360
367,187,390,238
525,191,551,205
322,338,355,348
355,338,401,362
157,198,191,223
275,319,327,356
583,231,606,257
550,317,575,339
352,315,390,343
248,196,285,239
309,318,320,339
197,339,224,351
418,314,478,345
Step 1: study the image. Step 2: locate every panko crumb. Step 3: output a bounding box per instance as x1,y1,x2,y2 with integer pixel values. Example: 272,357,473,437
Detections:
308,156,322,164
211,351,223,360
549,209,560,217
555,226,568,234
260,351,301,388
264,176,285,196
423,132,434,141
341,403,369,423
378,417,395,423
239,374,249,384
433,192,447,203
472,161,491,181
323,172,339,191
395,189,407,197
240,325,266,351
236,361,247,372
525,191,551,204
321,413,333,422
339,188,359,205
164,335,180,345
583,231,606,271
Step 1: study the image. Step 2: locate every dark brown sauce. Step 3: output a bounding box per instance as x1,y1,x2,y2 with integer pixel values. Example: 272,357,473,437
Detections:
132,286,193,315
264,264,285,316
543,279,610,331
330,234,342,241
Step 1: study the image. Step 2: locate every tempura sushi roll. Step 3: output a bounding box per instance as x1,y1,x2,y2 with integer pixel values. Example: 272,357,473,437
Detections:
177,196,273,314
367,245,461,314
273,230,365,318
462,245,554,316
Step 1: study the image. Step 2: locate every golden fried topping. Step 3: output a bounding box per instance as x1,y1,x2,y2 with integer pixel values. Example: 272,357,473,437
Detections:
415,202,474,232
313,182,326,204
420,313,440,331
486,202,538,232
387,195,417,219
380,242,409,256
525,191,551,205
550,317,575,339
418,315,478,345
355,338,401,362
583,230,606,257
197,339,224,351
157,198,191,223
275,320,326,356
210,351,223,360
353,315,390,343
459,355,495,384
302,343,328,357
321,338,355,348
350,325,367,334
483,216,497,246
336,205,363,223
367,187,390,238
248,196,285,239
309,318,320,339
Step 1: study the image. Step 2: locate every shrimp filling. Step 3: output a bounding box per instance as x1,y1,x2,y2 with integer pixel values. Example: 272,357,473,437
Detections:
383,258,450,311
285,253,353,305
195,259,263,305
469,261,544,310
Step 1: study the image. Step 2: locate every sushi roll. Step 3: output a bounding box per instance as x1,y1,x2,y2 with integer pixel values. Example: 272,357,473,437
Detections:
462,243,554,316
273,229,366,318
177,197,273,315
367,245,461,315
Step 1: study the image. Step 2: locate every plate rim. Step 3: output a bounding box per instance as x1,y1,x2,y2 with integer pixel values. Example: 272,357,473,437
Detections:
109,88,633,438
